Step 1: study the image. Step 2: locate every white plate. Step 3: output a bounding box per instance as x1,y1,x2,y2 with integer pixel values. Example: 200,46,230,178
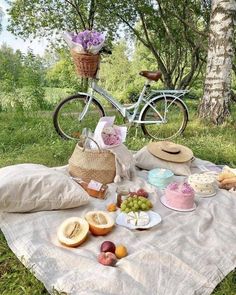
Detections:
195,191,216,198
160,196,197,212
116,211,162,230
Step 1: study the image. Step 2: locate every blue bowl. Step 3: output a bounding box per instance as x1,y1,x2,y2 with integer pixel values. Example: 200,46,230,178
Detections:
148,168,174,189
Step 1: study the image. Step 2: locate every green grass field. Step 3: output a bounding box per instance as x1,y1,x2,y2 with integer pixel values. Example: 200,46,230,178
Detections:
0,99,236,294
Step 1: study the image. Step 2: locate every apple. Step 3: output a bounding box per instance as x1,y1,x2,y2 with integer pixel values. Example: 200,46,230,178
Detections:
98,252,117,266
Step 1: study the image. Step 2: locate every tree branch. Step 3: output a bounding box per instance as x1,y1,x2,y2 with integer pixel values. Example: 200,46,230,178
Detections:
155,0,176,44
88,0,96,30
65,0,87,30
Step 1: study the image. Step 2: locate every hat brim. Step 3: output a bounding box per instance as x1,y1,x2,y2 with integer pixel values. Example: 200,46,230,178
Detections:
147,142,193,163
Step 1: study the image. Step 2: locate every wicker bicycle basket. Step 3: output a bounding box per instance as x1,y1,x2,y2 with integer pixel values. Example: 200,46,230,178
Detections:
68,138,116,184
71,49,100,78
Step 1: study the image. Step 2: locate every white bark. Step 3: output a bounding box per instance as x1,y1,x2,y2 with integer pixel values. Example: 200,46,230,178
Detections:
199,0,236,124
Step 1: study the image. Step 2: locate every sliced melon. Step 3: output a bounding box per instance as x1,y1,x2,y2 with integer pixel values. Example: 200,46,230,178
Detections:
57,217,89,247
85,211,114,236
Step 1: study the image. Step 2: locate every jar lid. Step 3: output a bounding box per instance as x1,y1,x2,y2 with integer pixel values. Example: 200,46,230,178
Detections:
116,186,130,194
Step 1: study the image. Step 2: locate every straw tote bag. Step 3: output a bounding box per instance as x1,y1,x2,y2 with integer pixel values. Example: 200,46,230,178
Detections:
68,138,116,184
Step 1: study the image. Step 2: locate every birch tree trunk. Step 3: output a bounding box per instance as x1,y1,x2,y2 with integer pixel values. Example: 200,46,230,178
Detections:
198,0,236,124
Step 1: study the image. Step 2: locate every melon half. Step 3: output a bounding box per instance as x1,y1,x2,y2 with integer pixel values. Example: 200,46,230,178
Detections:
57,217,89,247
85,211,115,236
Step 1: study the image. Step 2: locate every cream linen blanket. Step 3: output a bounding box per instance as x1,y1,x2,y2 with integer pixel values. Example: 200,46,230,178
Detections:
0,158,236,295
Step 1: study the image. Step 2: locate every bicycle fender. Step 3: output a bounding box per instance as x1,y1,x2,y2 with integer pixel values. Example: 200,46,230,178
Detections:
138,94,189,121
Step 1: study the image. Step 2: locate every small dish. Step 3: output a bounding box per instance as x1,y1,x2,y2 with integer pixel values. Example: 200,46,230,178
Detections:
116,210,162,230
195,191,217,198
160,195,197,212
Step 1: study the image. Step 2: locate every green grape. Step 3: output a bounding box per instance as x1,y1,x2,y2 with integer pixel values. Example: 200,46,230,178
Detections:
134,203,139,209
125,208,130,213
128,197,133,202
138,200,142,206
141,203,147,210
121,204,126,211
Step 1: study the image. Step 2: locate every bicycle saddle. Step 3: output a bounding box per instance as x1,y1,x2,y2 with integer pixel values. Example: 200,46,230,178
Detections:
139,70,162,82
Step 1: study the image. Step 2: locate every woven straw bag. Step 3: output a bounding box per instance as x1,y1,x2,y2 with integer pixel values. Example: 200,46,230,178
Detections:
71,50,100,78
68,138,116,184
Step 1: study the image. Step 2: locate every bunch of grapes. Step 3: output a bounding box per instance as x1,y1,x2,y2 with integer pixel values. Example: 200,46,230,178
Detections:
120,196,153,213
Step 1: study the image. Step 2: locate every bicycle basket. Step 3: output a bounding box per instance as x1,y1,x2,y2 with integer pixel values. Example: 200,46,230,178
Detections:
71,49,100,78
68,138,116,184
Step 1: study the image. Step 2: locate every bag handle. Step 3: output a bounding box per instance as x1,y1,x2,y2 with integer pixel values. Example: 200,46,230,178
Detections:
81,136,101,152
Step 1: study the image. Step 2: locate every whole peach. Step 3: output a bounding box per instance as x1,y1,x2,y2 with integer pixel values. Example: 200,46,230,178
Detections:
98,252,117,266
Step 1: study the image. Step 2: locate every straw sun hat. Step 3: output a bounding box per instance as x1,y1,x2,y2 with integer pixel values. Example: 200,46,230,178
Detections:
147,141,193,163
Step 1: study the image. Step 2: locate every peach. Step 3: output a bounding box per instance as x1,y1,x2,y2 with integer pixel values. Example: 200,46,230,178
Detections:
98,252,117,266
100,241,116,253
107,203,117,212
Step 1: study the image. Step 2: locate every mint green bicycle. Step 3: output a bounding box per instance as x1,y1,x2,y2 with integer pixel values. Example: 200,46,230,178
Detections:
53,68,189,141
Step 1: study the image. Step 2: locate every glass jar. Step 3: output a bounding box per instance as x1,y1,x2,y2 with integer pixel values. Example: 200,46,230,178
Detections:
116,186,130,208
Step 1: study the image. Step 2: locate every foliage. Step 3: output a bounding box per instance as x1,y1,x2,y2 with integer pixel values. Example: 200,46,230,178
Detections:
7,0,211,89
7,0,119,45
45,49,79,90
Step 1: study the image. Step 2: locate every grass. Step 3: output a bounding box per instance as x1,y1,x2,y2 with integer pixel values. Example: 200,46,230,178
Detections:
0,99,236,294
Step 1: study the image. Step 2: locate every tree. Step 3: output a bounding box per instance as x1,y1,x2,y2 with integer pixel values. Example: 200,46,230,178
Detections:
7,0,119,44
8,0,211,89
98,0,210,89
198,0,236,124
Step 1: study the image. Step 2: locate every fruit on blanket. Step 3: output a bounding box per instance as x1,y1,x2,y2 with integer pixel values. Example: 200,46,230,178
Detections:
115,244,128,259
107,203,117,212
98,252,117,266
100,241,116,253
57,217,89,247
137,188,148,198
85,211,114,236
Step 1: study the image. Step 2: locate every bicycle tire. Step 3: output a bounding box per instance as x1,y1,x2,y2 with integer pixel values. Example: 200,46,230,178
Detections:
141,97,188,140
53,94,105,140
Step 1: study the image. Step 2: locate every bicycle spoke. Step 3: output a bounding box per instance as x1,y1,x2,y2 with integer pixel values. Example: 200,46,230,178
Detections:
141,98,187,140
54,95,104,140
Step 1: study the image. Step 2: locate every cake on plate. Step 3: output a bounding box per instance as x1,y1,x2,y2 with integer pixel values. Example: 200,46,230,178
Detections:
188,173,216,195
148,168,174,189
164,182,195,210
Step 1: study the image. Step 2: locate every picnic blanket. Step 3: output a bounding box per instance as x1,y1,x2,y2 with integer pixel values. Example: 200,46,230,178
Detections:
0,158,236,295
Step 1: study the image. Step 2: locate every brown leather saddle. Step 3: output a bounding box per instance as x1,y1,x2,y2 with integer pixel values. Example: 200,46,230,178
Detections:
139,70,163,82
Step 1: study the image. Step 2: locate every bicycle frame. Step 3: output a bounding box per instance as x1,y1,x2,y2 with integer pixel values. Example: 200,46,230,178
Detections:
78,79,189,124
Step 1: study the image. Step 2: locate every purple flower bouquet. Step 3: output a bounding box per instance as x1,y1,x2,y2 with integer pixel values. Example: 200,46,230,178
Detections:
63,30,105,55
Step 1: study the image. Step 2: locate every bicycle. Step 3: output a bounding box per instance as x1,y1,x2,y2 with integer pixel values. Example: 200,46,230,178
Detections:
53,54,189,141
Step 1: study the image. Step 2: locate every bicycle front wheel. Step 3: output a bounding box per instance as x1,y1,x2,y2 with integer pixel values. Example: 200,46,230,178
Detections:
53,94,105,140
141,97,188,140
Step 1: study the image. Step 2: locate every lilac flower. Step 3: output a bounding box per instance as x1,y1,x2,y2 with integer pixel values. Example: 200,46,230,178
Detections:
71,30,105,53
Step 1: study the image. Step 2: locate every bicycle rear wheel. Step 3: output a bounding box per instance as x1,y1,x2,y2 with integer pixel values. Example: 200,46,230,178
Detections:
141,97,188,140
53,94,105,140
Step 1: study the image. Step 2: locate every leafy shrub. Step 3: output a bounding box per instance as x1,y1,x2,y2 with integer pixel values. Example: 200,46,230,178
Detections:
0,87,45,111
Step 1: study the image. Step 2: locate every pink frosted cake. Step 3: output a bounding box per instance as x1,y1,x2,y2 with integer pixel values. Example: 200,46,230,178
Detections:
164,182,195,209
